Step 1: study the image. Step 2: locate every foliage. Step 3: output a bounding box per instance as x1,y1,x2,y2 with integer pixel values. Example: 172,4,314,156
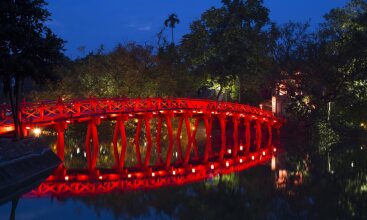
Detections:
30,43,197,100
181,0,277,103
0,0,64,138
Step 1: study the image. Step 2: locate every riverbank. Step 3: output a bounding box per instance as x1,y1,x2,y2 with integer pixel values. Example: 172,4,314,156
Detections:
0,137,61,204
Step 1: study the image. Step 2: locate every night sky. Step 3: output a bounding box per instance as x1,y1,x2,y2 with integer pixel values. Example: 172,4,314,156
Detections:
47,0,350,58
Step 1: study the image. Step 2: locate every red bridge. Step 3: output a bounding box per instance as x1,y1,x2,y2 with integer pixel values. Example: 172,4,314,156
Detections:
0,97,283,196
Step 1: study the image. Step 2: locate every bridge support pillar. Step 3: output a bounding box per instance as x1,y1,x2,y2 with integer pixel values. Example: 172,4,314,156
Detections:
143,115,153,168
156,117,163,165
244,119,251,153
267,122,272,148
112,115,128,170
219,115,227,160
232,116,239,158
86,118,100,171
184,117,199,164
255,121,262,150
165,115,174,167
203,115,213,163
134,118,143,167
54,123,67,162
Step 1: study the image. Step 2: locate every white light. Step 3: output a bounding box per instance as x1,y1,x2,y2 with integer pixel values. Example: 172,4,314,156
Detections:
192,168,196,173
33,128,41,137
262,151,266,156
77,147,80,154
210,164,214,170
175,152,178,158
127,173,132,178
239,145,243,151
152,172,155,177
239,158,243,163
98,175,103,180
351,162,354,168
65,175,69,181
225,161,229,167
251,155,255,160
227,149,232,154
172,170,176,175
84,152,86,158
271,155,276,171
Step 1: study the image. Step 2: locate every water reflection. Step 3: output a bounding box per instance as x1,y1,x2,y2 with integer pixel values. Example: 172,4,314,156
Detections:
1,120,366,219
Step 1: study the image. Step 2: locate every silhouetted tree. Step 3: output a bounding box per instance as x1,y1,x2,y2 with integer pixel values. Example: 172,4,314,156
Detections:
0,0,64,139
164,13,180,44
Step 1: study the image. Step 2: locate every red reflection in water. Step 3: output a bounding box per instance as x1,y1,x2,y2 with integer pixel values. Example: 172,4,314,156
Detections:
27,148,277,197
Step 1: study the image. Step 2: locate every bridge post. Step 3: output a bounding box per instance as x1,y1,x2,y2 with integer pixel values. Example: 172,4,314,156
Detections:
267,122,272,148
176,117,184,162
112,115,128,170
54,123,67,162
184,117,199,164
244,118,251,153
165,113,174,167
85,118,100,171
255,120,262,150
232,115,239,158
203,115,213,163
143,114,153,167
134,118,143,167
156,117,163,165
219,114,227,160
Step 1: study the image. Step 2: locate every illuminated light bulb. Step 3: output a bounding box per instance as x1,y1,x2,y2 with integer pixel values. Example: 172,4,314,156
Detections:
252,115,255,118
25,126,31,130
33,128,41,137
100,116,105,119
227,149,232,154
192,126,196,130
98,175,103,180
152,112,157,115
273,120,277,123
127,173,132,178
129,114,133,117
159,110,164,113
151,172,155,177
192,168,196,173
225,161,229,167
251,155,255,160
172,170,176,175
239,158,243,163
263,118,266,121
211,111,215,114
65,175,69,181
193,110,197,113
262,151,266,156
271,155,276,171
66,120,71,123
273,148,277,152
173,110,177,113
210,164,214,170
239,145,243,151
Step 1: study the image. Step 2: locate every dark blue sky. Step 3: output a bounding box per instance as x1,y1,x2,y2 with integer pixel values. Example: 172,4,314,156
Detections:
47,0,350,58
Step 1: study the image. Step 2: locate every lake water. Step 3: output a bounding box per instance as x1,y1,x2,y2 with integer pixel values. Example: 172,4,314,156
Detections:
1,120,366,219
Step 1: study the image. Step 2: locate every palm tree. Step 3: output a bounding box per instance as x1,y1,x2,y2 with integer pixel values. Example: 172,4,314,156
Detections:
164,13,180,44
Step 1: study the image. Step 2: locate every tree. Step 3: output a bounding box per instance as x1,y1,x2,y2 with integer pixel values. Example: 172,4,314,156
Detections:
181,0,276,103
164,13,180,44
0,0,64,139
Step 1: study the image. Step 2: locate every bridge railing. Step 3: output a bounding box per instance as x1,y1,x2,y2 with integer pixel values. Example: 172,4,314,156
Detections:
0,97,277,126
